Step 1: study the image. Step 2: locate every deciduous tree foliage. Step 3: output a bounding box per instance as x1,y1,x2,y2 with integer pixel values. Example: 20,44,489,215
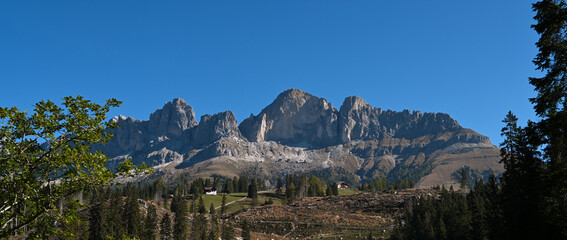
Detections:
0,96,147,238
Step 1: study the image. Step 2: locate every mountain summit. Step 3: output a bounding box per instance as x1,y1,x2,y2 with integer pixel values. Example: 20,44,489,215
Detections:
100,89,502,188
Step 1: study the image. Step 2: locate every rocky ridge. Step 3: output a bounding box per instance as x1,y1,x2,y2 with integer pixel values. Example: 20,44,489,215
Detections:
100,89,502,187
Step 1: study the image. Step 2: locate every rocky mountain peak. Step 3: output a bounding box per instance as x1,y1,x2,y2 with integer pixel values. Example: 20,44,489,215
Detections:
341,96,372,112
148,98,197,137
267,88,330,114
98,90,502,189
239,89,338,147
191,110,242,147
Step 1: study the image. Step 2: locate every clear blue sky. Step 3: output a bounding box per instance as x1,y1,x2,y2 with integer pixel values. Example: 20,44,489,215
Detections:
1,1,540,145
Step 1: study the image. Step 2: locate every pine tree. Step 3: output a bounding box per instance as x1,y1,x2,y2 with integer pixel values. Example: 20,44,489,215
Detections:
460,169,468,191
500,112,547,239
286,182,295,204
173,198,188,240
331,182,339,195
248,179,258,199
191,214,207,240
242,219,251,240
209,211,219,240
232,176,239,193
223,178,233,194
209,203,216,215
221,194,227,215
144,204,158,240
189,199,195,216
198,197,206,214
531,1,567,237
239,175,248,193
221,222,234,240
276,178,283,196
160,213,172,240
124,196,141,238
88,193,109,240
108,191,125,238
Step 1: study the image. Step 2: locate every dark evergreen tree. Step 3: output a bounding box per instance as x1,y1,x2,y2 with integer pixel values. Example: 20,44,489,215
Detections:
160,213,172,240
239,175,248,193
209,202,216,215
88,193,109,240
223,178,233,194
460,168,469,191
530,1,567,237
205,178,212,188
275,177,283,196
214,177,221,190
198,197,206,214
242,219,251,240
500,112,547,239
286,182,295,204
191,214,207,240
221,222,234,240
221,194,227,215
248,179,258,199
108,190,125,238
173,198,188,240
331,182,339,195
124,196,141,238
209,209,219,240
189,199,196,216
144,204,158,240
232,176,239,193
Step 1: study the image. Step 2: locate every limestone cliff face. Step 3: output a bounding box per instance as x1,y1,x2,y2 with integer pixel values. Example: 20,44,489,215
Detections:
102,115,148,158
239,89,339,147
338,96,462,142
148,98,197,138
100,89,502,188
190,111,242,147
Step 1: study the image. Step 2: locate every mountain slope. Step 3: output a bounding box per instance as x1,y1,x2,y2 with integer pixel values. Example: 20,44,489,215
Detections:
99,89,503,188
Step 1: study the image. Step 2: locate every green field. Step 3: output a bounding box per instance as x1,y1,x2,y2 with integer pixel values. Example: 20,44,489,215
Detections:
194,189,359,215
196,191,287,214
338,188,360,195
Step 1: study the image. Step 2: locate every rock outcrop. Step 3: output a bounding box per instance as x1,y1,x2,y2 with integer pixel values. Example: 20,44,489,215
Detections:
190,111,242,147
240,89,338,147
148,98,197,138
338,96,462,142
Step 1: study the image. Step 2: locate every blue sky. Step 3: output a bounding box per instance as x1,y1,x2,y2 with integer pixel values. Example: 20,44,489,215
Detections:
1,1,540,145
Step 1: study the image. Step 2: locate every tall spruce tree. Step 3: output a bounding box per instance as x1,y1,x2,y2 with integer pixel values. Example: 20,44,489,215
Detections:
221,194,227,215
88,192,109,240
144,204,158,240
173,198,188,240
221,222,234,240
460,169,469,191
531,0,567,237
124,196,141,238
242,219,251,240
108,191,125,238
160,213,172,240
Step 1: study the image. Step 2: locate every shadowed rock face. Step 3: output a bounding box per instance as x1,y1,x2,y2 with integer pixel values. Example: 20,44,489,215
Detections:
338,96,462,142
149,98,197,137
191,111,242,147
239,89,338,147
100,89,502,187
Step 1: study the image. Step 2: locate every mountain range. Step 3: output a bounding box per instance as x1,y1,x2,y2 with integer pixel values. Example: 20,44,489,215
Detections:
98,89,502,188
